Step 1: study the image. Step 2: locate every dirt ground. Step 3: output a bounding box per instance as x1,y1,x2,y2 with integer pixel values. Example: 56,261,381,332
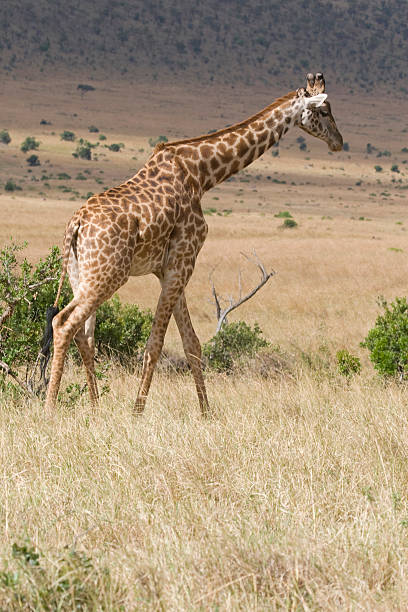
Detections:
1,76,408,354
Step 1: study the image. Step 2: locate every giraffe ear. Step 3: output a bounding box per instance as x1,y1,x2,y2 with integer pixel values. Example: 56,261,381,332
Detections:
305,93,327,108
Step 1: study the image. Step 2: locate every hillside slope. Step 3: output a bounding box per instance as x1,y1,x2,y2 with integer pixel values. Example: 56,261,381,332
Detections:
1,0,408,90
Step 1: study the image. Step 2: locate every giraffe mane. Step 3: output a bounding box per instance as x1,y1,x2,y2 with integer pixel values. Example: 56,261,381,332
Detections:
163,91,298,148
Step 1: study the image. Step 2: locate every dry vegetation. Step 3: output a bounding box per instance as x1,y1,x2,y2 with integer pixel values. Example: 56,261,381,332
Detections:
1,76,408,608
2,368,408,609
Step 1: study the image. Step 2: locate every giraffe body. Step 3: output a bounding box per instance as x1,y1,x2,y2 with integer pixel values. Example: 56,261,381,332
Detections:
44,73,343,413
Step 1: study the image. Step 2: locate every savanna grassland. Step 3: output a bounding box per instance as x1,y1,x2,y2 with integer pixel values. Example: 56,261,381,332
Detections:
2,75,408,609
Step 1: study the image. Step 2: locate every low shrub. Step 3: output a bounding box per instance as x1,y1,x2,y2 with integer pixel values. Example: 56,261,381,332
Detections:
148,135,168,148
362,297,408,378
21,136,40,153
336,349,361,377
203,321,268,372
77,83,95,93
0,129,11,144
106,142,124,152
72,138,96,160
4,179,21,192
60,130,76,141
0,243,71,370
0,241,153,380
95,295,153,363
26,154,40,166
282,218,298,228
0,541,126,609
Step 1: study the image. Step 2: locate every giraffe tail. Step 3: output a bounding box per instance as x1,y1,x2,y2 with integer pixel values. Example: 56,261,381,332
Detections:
52,219,79,309
39,220,79,365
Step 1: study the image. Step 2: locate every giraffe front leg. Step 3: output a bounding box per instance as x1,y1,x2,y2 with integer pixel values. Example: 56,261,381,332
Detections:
134,307,173,414
173,292,210,416
134,278,187,414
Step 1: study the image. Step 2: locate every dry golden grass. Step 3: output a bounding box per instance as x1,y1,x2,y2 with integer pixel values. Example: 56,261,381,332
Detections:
2,365,408,609
2,77,408,609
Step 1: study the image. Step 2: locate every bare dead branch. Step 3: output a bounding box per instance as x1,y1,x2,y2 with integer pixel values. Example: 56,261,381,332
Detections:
0,360,36,399
210,250,276,333
26,276,57,293
211,281,222,321
0,305,13,329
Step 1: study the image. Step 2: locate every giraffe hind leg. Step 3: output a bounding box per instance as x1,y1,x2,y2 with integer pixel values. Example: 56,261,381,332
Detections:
45,298,100,409
74,312,98,406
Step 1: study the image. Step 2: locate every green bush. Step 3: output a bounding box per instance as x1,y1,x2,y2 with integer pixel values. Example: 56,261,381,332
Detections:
0,242,153,379
336,349,361,377
361,297,408,378
72,138,95,160
60,130,76,141
21,136,40,153
377,150,391,157
77,83,95,93
95,295,153,363
203,321,268,372
5,179,22,192
88,125,99,133
0,129,11,144
148,135,168,148
0,541,125,609
274,211,292,218
106,142,124,152
26,154,40,167
282,218,298,228
0,243,71,369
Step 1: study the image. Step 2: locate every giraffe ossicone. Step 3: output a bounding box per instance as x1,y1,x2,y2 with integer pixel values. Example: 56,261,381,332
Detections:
42,72,343,414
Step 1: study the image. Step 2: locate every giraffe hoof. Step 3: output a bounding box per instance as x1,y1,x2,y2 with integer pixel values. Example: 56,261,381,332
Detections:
201,405,215,418
133,402,146,416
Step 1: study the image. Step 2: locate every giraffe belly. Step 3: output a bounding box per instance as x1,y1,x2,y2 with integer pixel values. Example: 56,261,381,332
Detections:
128,242,168,277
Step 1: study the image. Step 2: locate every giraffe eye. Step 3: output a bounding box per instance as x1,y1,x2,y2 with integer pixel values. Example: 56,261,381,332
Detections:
320,111,329,117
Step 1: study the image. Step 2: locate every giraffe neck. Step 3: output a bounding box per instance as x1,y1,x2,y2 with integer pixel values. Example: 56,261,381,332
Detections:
167,91,304,193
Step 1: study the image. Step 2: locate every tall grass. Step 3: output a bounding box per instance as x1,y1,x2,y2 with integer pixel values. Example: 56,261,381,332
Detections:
1,361,408,609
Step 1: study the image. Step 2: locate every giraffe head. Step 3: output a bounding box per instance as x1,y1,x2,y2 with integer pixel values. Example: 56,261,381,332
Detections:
296,73,343,152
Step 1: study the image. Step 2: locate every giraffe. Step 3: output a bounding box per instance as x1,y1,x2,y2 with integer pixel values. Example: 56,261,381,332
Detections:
43,72,343,414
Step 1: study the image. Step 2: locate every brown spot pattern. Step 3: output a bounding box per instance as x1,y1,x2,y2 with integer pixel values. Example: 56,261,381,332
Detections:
45,81,342,416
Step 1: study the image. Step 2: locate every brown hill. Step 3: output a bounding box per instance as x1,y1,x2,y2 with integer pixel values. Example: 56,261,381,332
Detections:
1,0,408,91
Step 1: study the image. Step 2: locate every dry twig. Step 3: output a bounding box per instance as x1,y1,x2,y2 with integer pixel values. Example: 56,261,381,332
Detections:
210,250,276,333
